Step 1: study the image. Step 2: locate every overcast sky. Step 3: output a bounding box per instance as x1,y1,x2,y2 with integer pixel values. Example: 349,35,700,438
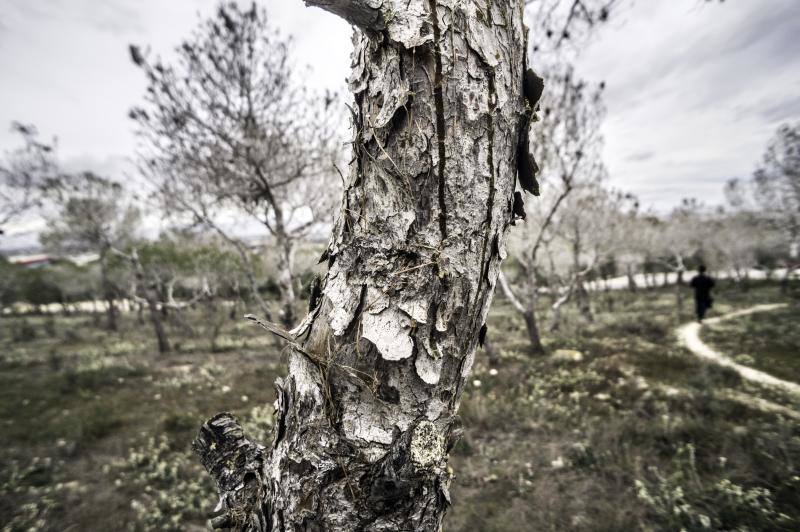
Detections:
1,0,799,224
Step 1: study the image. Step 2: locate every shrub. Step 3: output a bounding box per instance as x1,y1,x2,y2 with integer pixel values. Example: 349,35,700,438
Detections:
635,442,794,531
11,320,37,343
121,436,213,531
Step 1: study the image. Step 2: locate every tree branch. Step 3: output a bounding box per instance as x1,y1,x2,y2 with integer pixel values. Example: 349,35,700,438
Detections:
498,271,527,315
193,413,269,530
302,0,386,31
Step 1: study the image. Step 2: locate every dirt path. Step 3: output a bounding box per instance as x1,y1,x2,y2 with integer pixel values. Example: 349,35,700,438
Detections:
677,303,800,396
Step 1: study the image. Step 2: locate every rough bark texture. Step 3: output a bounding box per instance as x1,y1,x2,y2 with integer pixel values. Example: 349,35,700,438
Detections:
194,1,532,529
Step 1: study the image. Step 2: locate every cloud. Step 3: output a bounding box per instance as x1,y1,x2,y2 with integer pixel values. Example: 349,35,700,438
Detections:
83,1,147,35
575,0,800,212
626,150,654,162
758,95,800,126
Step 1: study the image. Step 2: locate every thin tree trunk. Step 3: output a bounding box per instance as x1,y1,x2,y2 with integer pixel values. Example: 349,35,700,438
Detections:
146,296,170,354
482,336,499,367
523,307,545,354
550,275,581,332
569,226,591,323
127,250,171,354
100,249,118,331
626,264,637,292
780,265,791,294
575,278,592,322
498,271,544,354
276,235,297,327
194,1,531,529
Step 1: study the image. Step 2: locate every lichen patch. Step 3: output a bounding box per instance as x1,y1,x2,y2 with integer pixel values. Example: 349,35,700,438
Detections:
409,421,445,468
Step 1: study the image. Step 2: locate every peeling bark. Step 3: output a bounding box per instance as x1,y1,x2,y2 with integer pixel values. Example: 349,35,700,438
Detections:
195,1,534,529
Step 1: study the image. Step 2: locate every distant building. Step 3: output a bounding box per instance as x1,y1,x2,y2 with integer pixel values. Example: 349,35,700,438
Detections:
8,254,52,269
6,252,99,269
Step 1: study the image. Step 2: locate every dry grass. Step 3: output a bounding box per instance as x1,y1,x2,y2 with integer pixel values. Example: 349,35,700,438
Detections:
1,280,798,530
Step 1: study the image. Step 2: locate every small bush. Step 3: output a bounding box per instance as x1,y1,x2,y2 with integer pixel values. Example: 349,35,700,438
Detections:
120,435,214,531
162,412,198,437
11,320,37,343
47,349,63,372
77,404,124,443
44,316,57,337
63,328,82,344
635,443,794,531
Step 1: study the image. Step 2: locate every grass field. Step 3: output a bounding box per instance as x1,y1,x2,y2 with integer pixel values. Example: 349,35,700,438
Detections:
1,281,799,531
702,301,800,384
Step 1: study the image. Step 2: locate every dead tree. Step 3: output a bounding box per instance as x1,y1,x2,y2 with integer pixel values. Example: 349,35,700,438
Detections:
192,0,539,529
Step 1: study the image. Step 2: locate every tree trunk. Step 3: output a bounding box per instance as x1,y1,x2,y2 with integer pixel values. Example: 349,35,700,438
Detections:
146,295,171,354
523,308,545,354
626,264,637,292
194,1,530,529
276,236,297,328
100,250,118,331
575,278,592,323
569,226,591,323
482,336,499,367
780,265,791,294
128,251,172,354
498,271,545,355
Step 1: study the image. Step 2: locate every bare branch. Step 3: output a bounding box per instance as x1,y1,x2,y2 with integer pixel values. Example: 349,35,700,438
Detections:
302,0,386,31
498,271,527,315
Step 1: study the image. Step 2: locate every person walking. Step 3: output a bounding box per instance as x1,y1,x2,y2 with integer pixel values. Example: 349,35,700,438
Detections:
690,265,715,322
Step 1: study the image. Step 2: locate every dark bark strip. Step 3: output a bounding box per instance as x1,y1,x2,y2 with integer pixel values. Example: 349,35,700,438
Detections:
428,0,449,240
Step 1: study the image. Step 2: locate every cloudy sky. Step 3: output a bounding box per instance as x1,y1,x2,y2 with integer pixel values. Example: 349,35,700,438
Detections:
1,0,799,226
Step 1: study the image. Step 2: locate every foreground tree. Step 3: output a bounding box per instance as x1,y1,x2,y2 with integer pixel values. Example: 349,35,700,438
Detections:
130,3,340,326
193,0,539,529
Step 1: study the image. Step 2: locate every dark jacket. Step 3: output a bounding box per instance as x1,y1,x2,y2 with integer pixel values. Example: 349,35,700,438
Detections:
690,273,714,304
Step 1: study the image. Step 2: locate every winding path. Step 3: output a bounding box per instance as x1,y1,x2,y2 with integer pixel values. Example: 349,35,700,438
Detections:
676,303,800,396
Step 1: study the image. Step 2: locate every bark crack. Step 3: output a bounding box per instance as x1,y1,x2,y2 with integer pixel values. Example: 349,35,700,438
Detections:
471,69,498,324
428,0,448,240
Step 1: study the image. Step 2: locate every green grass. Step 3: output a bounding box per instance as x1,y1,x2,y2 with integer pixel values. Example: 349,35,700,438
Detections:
0,281,798,531
0,310,285,531
702,302,800,383
447,281,800,532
